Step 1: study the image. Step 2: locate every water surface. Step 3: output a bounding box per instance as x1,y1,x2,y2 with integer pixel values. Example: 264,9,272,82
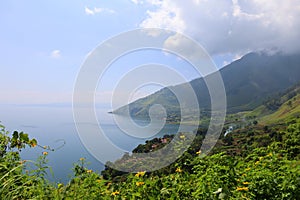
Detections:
0,104,192,183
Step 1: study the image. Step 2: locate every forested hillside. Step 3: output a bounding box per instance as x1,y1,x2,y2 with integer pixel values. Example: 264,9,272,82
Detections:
1,84,299,199
113,52,300,119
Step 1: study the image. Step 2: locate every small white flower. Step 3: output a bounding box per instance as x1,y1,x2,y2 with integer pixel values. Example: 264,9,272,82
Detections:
213,188,222,194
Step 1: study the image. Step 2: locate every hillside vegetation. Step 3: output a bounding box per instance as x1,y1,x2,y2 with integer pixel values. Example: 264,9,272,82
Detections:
113,52,300,120
1,106,299,199
0,119,300,199
244,82,300,125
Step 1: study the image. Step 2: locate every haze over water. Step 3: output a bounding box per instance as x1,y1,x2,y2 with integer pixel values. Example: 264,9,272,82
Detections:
0,104,191,183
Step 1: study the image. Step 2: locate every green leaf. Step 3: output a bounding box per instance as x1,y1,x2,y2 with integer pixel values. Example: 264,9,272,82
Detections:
19,132,29,142
12,131,18,139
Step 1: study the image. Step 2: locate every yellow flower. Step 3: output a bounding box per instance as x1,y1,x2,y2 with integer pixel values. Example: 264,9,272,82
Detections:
267,153,273,157
135,171,146,177
255,161,260,165
111,191,120,196
236,187,249,191
31,143,37,148
86,169,92,173
175,167,183,173
259,157,263,161
57,183,63,188
245,167,251,171
179,135,185,139
136,181,145,186
196,150,201,155
19,160,27,164
243,182,250,185
42,151,48,155
43,146,47,149
80,157,85,161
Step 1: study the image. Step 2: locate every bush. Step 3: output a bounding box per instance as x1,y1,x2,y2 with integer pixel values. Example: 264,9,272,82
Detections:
0,119,299,199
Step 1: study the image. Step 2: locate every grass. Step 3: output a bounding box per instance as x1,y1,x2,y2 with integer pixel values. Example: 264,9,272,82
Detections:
261,94,300,124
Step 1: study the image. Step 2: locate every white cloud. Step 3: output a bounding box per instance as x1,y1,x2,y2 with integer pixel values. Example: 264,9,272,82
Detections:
85,6,115,15
139,0,300,56
50,50,61,59
223,61,230,67
85,7,94,15
131,0,144,5
163,33,200,60
233,53,243,61
140,1,185,33
232,0,263,20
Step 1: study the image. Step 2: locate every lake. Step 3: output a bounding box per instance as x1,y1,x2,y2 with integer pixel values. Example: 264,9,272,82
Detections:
0,104,193,183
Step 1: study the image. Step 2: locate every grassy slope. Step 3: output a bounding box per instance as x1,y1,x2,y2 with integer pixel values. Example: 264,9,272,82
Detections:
261,94,300,124
114,52,300,118
243,83,300,125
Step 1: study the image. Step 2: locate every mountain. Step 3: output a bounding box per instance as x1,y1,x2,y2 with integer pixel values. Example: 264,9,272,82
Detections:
112,52,300,119
247,82,300,125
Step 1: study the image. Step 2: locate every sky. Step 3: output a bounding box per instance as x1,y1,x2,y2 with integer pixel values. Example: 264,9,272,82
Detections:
1,0,299,106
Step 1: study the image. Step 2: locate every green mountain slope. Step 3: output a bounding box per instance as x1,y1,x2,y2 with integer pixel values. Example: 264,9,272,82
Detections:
113,52,300,119
256,83,300,124
241,82,300,124
262,94,300,124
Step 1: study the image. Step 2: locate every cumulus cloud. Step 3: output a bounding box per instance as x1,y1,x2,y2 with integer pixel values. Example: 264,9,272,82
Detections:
85,6,115,15
140,1,185,33
50,50,61,59
139,0,300,56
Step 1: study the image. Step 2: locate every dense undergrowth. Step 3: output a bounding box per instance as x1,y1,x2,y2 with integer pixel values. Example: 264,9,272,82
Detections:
1,116,299,199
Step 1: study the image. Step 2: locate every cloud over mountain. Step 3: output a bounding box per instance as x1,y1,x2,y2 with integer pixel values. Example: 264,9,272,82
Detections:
139,0,300,56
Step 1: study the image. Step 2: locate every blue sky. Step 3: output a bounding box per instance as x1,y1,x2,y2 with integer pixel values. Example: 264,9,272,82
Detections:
1,0,299,105
0,0,146,104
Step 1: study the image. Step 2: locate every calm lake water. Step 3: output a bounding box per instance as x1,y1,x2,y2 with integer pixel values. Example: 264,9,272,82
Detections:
0,104,193,183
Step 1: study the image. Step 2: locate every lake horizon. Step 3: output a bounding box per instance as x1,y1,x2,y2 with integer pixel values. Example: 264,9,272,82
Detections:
0,103,194,184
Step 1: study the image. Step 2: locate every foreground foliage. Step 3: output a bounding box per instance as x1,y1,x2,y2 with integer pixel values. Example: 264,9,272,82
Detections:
0,118,299,199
